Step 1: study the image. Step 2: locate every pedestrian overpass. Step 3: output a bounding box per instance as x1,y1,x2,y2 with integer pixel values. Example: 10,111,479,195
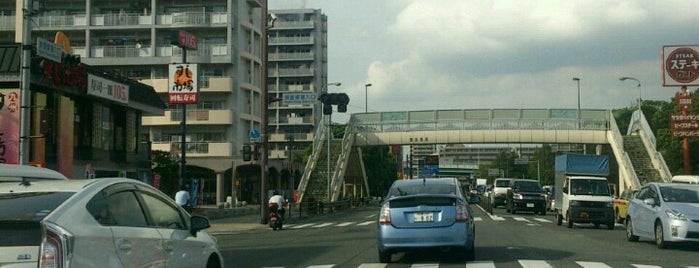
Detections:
297,108,672,203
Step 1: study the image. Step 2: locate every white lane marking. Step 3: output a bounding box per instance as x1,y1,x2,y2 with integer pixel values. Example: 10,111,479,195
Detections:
365,214,376,219
519,260,553,268
336,222,356,227
489,215,506,221
474,217,483,221
307,265,334,268
577,261,614,268
631,265,663,268
358,220,375,226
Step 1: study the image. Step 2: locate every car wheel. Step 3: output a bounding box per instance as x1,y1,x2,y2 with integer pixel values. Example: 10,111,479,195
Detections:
556,213,563,226
566,212,574,228
655,222,668,249
378,249,391,263
206,256,221,268
626,218,639,242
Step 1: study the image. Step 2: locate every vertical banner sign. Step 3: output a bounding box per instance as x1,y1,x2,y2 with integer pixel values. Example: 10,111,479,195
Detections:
168,63,198,104
0,89,20,164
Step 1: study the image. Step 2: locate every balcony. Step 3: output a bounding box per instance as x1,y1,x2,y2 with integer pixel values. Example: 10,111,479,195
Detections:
268,52,314,61
269,133,313,142
268,36,314,45
32,14,88,28
273,20,314,29
156,12,227,26
0,15,14,31
270,68,314,77
91,13,150,26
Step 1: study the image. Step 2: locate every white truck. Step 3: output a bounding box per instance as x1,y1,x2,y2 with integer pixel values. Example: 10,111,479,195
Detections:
554,154,615,229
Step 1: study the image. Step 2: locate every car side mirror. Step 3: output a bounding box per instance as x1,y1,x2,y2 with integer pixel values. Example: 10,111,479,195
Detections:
190,215,211,237
562,187,568,193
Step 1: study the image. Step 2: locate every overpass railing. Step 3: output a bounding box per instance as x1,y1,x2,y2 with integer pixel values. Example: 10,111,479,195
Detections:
350,109,611,132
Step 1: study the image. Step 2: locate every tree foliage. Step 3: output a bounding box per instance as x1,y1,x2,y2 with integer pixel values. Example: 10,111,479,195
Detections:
362,146,397,198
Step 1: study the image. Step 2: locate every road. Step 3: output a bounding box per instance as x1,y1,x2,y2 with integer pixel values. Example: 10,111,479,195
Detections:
213,204,699,268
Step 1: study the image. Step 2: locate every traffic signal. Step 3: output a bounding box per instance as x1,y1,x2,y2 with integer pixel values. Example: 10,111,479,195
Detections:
253,144,259,160
242,145,252,161
318,93,350,114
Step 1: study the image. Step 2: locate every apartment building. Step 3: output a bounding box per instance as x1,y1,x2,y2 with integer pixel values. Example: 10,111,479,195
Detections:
0,0,276,205
266,9,328,194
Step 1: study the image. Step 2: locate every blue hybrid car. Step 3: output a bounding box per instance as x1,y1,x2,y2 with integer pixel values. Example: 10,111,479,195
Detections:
377,178,480,263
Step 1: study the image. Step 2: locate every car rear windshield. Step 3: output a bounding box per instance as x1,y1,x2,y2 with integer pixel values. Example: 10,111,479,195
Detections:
514,182,541,192
495,180,510,187
388,183,457,197
390,196,457,208
0,192,74,246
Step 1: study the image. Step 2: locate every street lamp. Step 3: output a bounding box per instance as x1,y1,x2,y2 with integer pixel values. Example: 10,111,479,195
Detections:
619,76,642,111
572,77,581,128
365,83,372,113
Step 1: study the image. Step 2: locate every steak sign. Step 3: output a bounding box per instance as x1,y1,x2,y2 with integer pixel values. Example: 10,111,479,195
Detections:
662,45,699,86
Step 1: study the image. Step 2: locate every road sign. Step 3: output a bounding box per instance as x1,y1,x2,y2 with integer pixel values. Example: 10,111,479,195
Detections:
662,45,699,86
250,129,260,139
36,37,63,63
283,92,317,105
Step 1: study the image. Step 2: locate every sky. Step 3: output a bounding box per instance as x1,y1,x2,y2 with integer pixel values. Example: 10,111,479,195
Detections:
269,0,699,123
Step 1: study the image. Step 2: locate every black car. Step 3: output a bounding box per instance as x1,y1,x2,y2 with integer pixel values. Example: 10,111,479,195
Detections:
506,179,546,215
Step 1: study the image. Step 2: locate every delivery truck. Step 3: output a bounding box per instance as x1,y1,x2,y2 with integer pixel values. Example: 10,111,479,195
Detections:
554,154,615,229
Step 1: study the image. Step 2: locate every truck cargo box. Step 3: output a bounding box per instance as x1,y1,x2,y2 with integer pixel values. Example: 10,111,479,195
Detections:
555,154,609,176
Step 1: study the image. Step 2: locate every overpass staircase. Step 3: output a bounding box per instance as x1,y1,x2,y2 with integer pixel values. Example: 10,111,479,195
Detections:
623,136,663,185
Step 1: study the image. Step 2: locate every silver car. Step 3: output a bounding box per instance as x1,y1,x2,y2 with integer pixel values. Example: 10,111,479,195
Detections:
0,177,223,267
625,182,699,249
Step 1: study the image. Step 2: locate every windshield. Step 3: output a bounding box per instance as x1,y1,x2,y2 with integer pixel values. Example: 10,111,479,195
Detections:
660,185,699,203
570,179,610,196
495,180,511,187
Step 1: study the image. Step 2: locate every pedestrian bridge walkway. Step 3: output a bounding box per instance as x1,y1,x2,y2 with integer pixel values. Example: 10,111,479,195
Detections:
297,108,671,203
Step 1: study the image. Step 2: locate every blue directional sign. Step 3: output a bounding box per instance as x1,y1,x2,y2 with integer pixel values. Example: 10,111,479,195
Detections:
250,129,260,139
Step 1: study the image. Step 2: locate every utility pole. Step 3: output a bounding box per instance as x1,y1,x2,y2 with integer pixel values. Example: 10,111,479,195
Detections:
18,0,34,165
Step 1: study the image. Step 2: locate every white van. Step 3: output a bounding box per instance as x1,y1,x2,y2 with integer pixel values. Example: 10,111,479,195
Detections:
671,175,699,184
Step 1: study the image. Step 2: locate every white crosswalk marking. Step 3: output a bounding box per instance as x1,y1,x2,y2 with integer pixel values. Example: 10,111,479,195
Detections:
489,215,506,221
357,264,386,268
631,265,663,268
534,218,552,223
577,261,613,268
358,220,375,226
465,260,496,267
365,214,376,219
306,265,334,268
514,217,531,222
519,259,553,268
409,263,438,268
312,222,335,228
474,217,483,221
291,223,315,229
336,222,356,227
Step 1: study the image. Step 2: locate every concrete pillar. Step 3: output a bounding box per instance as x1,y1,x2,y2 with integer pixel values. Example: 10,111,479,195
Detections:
216,172,223,205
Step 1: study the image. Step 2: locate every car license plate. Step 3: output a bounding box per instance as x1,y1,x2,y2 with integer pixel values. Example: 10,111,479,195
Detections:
413,212,433,222
526,203,534,208
579,212,589,218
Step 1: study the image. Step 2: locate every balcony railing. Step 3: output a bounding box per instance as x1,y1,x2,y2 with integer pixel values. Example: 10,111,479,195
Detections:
0,15,15,30
274,21,314,28
268,36,313,45
268,52,314,61
34,14,88,27
271,68,314,77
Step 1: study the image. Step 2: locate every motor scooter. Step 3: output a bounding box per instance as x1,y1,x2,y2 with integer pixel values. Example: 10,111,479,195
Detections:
268,203,283,230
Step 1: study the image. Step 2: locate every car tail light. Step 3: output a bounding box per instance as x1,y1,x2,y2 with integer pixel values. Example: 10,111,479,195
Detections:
456,202,470,222
39,222,73,268
379,202,391,224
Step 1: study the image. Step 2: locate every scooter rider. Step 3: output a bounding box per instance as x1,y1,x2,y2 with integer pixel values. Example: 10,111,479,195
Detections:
268,190,286,221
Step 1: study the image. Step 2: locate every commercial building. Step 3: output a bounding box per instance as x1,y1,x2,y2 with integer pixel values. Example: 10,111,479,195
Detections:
0,0,278,204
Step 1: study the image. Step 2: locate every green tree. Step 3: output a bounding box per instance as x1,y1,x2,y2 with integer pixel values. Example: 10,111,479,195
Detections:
527,145,555,185
362,146,397,198
151,150,180,196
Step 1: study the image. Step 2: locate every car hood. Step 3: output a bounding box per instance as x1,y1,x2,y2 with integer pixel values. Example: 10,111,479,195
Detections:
665,203,699,219
0,246,39,267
